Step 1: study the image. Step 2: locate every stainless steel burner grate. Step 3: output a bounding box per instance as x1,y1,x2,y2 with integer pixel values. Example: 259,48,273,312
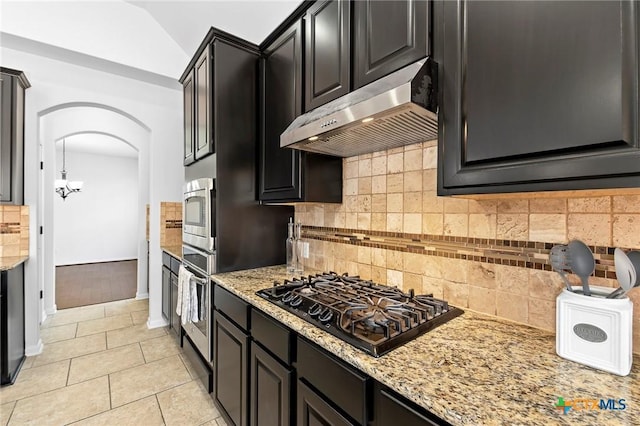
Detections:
257,272,463,357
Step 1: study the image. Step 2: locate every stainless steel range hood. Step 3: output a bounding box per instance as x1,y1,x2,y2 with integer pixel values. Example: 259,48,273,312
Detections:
280,58,438,158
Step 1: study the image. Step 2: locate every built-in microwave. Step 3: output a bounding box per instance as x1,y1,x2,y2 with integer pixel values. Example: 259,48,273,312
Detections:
183,178,215,253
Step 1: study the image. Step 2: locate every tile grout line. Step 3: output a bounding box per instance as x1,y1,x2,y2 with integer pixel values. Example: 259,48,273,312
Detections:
16,300,210,424
108,374,113,411
10,299,157,423
139,341,148,364
65,356,71,387
29,334,109,370
112,371,192,412
155,394,168,425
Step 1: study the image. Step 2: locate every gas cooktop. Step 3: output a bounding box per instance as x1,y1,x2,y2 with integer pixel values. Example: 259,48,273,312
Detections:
256,272,463,357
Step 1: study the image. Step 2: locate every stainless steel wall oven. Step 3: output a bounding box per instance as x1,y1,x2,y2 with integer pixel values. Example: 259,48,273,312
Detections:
181,244,215,363
183,178,215,253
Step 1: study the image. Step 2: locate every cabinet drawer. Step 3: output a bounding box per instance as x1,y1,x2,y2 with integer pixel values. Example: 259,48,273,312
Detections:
214,285,250,331
183,334,213,393
162,252,171,268
170,257,181,275
297,337,369,425
251,309,294,365
374,382,446,426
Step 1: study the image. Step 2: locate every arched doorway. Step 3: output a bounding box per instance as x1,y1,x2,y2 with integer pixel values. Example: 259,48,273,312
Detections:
52,132,140,308
37,103,151,321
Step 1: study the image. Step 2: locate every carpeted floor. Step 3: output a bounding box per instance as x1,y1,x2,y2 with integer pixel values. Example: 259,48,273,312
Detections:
55,260,138,309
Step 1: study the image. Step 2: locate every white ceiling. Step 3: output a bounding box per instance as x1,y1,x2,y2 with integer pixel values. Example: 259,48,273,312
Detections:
127,1,303,56
56,134,138,158
3,2,304,155
0,0,302,79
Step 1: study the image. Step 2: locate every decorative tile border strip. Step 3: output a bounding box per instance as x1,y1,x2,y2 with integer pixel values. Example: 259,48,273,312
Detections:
301,226,619,280
165,219,182,229
0,223,21,234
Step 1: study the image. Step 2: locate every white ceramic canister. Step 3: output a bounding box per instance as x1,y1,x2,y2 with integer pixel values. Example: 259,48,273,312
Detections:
556,286,633,376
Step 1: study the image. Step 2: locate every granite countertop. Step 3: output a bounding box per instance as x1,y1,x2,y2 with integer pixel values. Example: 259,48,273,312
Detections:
211,265,640,425
161,245,182,261
0,256,28,271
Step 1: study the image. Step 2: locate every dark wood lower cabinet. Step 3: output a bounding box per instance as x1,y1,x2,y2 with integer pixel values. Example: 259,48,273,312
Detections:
161,266,170,322
182,334,213,393
214,312,249,426
297,379,354,426
1,263,25,385
209,305,450,426
170,273,180,341
297,337,369,425
250,342,292,426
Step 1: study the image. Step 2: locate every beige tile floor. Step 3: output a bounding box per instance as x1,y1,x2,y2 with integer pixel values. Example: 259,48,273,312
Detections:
0,299,227,426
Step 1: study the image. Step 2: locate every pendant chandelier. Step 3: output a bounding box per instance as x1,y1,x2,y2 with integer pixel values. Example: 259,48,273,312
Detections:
55,138,83,200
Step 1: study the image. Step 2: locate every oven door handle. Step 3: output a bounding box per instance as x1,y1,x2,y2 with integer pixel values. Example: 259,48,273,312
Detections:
182,262,209,283
190,275,209,285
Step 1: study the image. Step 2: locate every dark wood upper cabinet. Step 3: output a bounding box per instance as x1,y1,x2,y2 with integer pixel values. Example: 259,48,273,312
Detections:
182,44,213,165
436,0,640,195
259,21,343,203
182,69,196,165
353,0,429,89
304,0,351,111
194,45,214,160
0,68,29,205
260,21,303,201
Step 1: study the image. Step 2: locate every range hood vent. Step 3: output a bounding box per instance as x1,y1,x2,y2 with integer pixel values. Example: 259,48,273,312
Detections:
280,58,438,158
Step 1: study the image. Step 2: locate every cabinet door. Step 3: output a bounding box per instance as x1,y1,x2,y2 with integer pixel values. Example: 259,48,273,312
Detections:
183,69,196,165
297,379,353,426
250,342,292,426
353,0,428,89
305,0,351,111
195,45,214,160
436,1,640,195
260,21,303,202
170,273,179,334
214,311,249,426
161,266,170,322
1,264,24,385
0,73,13,202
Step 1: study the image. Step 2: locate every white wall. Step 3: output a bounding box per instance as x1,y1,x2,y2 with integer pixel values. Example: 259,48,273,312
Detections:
0,45,184,355
54,150,138,266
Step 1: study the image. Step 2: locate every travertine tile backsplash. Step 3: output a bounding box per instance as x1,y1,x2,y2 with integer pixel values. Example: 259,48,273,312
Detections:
0,205,29,257
160,202,182,246
294,141,640,354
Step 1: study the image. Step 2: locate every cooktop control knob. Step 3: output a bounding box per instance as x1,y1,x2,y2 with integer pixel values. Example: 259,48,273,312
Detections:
290,295,303,307
318,308,333,323
308,303,322,316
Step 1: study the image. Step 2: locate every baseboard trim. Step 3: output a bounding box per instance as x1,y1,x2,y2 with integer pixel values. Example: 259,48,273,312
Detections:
25,339,43,356
147,317,168,329
135,292,149,300
55,259,137,267
45,304,57,316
